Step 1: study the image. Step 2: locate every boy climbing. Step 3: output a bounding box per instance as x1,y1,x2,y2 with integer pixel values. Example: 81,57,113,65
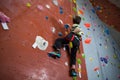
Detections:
48,15,82,77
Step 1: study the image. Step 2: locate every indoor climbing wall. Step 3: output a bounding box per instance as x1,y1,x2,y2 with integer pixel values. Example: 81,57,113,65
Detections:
76,0,120,80
0,0,88,80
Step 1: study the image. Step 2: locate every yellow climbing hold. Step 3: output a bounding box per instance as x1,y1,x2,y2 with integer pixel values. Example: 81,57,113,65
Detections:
26,2,31,7
65,31,68,35
89,57,93,61
73,0,76,3
78,68,81,72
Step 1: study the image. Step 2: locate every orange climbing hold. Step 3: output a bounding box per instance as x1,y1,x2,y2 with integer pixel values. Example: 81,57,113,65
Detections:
84,38,91,44
84,23,91,28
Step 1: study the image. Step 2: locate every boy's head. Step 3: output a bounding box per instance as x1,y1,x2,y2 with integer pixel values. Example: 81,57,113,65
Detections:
73,15,81,24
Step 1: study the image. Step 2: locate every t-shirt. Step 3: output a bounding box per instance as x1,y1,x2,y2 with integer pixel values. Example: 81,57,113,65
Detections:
71,24,83,37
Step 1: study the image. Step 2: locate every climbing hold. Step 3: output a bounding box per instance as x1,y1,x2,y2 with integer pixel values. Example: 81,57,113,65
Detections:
65,31,68,35
95,5,101,11
100,57,104,62
32,36,48,50
58,19,63,24
100,56,108,64
26,2,31,7
64,24,70,29
113,54,117,59
94,67,100,71
82,17,85,21
106,78,108,80
99,43,102,46
52,0,59,6
91,8,96,13
1,23,9,30
45,4,50,9
45,16,49,20
89,57,93,61
105,55,109,60
65,61,68,66
87,28,90,30
93,28,95,31
78,9,84,15
82,6,86,10
94,67,100,77
84,3,87,7
84,23,91,28
59,7,63,14
77,59,82,64
103,58,108,64
58,32,63,36
69,15,72,18
37,5,43,11
104,28,110,35
73,0,76,3
73,77,77,80
84,38,91,44
73,7,77,12
82,53,85,58
51,27,56,33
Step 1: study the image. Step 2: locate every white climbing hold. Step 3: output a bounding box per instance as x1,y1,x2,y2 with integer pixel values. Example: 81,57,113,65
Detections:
51,27,56,33
65,62,68,66
1,22,9,30
32,36,48,50
52,0,59,6
45,4,50,9
58,19,63,24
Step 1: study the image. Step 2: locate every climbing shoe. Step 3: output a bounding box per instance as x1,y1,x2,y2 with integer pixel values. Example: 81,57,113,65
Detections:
48,51,61,58
70,69,77,77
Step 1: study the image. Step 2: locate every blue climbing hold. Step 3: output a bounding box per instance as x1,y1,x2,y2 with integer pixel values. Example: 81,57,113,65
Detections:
58,32,63,36
45,16,48,20
91,8,96,13
103,58,108,64
64,24,70,29
100,57,104,62
59,7,63,14
104,28,110,35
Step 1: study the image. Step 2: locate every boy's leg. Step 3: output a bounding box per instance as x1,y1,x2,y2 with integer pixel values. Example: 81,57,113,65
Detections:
53,38,63,51
48,38,67,58
69,46,78,77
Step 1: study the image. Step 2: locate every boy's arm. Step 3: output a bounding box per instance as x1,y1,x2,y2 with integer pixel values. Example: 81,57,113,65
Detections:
73,27,81,33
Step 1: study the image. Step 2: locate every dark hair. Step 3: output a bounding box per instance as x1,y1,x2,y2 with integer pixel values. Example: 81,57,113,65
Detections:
73,15,81,24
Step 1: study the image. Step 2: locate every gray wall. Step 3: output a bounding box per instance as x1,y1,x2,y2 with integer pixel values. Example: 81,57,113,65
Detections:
76,0,120,80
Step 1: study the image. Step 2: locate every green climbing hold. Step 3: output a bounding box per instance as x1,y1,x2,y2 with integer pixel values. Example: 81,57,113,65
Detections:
73,76,76,80
82,17,85,20
113,54,117,59
73,7,77,12
82,53,85,58
77,59,82,64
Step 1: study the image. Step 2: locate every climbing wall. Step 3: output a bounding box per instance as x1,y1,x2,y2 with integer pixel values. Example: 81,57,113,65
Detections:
76,0,120,80
0,0,88,80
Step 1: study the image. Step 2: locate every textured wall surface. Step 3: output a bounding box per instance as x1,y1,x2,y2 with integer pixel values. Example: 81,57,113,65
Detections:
0,0,88,80
76,0,120,80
